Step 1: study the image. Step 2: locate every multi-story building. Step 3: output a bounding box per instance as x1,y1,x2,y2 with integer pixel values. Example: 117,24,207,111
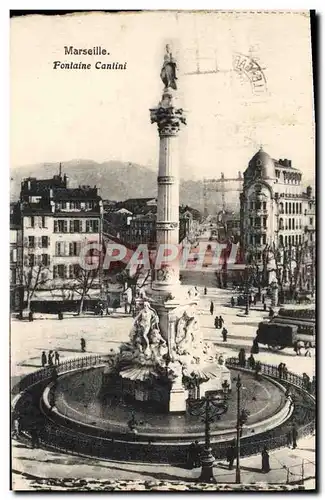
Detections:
240,148,315,291
19,171,103,309
10,202,23,311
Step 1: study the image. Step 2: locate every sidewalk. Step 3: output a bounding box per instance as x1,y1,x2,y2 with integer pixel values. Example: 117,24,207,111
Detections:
12,434,315,488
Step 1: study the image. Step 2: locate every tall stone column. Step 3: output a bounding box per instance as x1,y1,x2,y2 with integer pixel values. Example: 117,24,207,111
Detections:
150,90,186,295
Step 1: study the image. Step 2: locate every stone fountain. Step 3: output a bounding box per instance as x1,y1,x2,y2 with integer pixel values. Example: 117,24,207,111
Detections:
103,44,231,412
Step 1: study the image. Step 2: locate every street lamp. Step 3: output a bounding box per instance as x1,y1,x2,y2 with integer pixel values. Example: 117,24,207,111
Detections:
188,385,230,483
234,374,249,484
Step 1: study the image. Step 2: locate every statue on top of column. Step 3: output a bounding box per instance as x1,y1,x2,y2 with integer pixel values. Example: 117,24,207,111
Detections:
160,44,178,90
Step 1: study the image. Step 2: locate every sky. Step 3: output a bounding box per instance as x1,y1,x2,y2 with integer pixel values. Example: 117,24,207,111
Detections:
10,11,315,181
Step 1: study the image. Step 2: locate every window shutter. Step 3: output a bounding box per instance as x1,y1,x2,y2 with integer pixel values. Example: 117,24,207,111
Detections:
54,220,58,233
70,220,74,233
55,242,59,255
24,236,29,247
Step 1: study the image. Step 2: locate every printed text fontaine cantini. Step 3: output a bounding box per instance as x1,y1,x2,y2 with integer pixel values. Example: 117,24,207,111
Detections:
53,46,127,70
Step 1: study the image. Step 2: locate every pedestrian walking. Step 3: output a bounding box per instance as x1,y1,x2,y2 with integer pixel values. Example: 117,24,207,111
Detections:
28,311,33,322
219,315,224,328
231,296,235,307
204,287,207,296
47,350,53,367
54,351,60,366
210,301,214,316
41,351,47,367
263,303,267,311
58,310,63,320
187,441,200,469
278,363,284,379
305,342,312,357
296,341,304,356
214,316,219,329
222,327,228,342
226,440,236,470
80,337,86,353
262,294,265,304
248,354,256,370
253,295,257,306
261,446,271,473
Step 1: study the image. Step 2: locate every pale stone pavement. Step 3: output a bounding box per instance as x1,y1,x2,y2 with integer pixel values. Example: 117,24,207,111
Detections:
11,286,316,488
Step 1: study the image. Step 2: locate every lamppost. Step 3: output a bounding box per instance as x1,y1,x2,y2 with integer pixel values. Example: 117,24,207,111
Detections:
234,374,249,484
188,382,230,483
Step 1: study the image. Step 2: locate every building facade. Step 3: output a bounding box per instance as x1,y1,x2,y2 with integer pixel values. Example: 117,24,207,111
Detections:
240,148,315,291
10,202,23,311
19,173,103,309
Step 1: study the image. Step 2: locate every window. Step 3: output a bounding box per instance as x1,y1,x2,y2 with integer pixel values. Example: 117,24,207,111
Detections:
263,201,267,210
288,203,292,215
28,236,35,248
295,235,299,245
41,236,49,248
255,217,261,228
292,204,295,214
69,242,80,256
41,216,46,228
256,201,261,210
256,235,261,245
263,217,267,228
289,219,292,230
28,254,35,267
30,216,34,228
53,264,65,279
250,201,254,210
285,203,288,214
42,254,50,266
54,220,68,233
285,236,288,246
55,242,66,256
250,235,254,245
70,220,82,233
262,234,266,245
86,219,99,233
70,201,81,210
309,217,313,226
299,203,302,214
292,218,295,230
249,217,253,226
299,235,302,244
61,201,67,209
279,235,284,246
279,218,284,230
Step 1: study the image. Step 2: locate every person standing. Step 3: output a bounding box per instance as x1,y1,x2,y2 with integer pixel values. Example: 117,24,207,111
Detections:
231,296,235,307
41,351,47,367
48,350,53,367
219,315,224,328
80,337,86,353
251,336,259,354
214,316,219,329
278,363,284,379
210,301,214,316
222,327,228,342
292,424,298,449
261,446,271,473
54,351,60,366
226,440,236,470
204,287,207,296
248,354,256,370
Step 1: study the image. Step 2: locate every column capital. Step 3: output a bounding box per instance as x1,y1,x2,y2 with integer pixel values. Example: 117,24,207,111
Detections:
150,106,186,137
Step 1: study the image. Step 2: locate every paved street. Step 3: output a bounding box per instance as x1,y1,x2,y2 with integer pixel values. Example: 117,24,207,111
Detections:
11,286,316,488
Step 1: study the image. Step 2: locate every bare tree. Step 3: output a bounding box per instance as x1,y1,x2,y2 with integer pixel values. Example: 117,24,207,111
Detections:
21,263,51,312
73,265,100,315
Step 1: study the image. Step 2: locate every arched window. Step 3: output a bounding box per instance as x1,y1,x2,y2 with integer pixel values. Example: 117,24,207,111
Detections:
279,235,284,246
279,218,284,230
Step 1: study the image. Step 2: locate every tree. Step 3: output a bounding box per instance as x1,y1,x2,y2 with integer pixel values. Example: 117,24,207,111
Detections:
73,265,100,315
21,262,51,312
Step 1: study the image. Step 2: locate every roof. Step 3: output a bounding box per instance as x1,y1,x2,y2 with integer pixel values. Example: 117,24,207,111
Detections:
53,187,101,200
